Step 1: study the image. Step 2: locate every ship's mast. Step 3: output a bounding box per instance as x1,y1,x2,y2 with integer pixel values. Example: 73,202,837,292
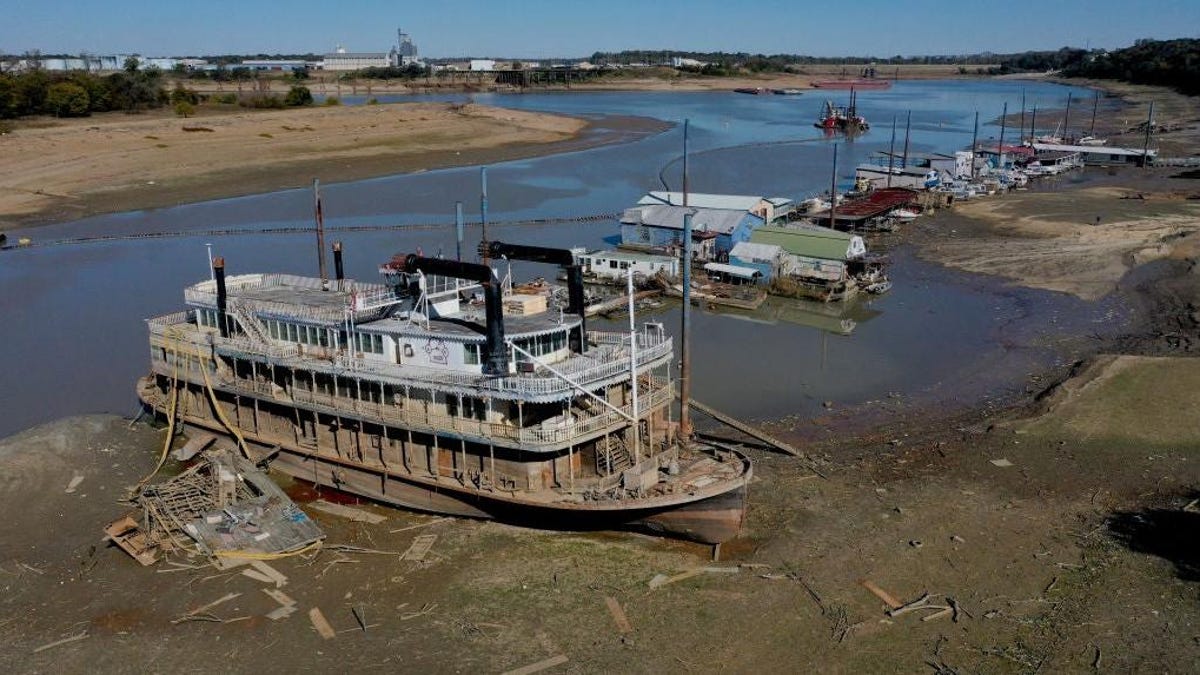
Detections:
313,178,328,290
627,265,640,464
678,119,693,442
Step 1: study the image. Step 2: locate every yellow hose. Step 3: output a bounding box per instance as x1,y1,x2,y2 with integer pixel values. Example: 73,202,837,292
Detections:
155,324,251,460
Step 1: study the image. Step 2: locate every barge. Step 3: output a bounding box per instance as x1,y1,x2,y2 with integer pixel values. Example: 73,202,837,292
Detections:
138,241,751,544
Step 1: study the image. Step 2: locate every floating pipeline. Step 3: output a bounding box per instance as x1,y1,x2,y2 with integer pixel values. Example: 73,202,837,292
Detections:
0,213,621,252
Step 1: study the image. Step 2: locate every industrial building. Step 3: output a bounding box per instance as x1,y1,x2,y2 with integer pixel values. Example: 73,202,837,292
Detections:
322,28,422,71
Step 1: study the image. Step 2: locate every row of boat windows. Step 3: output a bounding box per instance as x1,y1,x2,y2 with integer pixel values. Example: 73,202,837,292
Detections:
579,257,631,270
512,332,569,361
198,309,565,364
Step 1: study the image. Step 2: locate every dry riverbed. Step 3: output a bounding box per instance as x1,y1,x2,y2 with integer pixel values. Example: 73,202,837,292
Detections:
0,102,644,229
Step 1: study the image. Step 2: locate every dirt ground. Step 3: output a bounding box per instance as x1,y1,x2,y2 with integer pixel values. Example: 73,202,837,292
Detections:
0,102,647,230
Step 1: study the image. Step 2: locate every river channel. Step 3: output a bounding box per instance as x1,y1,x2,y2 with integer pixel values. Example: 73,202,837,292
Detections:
0,80,1128,439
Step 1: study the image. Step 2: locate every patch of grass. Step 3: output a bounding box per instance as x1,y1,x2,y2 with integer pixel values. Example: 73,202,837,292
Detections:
144,135,159,140
155,143,168,148
258,132,273,138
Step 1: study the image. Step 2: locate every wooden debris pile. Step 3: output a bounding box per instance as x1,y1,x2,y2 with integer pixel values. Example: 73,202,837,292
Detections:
105,446,324,567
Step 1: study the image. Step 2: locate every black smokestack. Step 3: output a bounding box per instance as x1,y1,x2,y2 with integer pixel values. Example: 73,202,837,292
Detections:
481,240,587,353
566,264,587,353
402,255,509,376
333,241,345,291
213,256,229,338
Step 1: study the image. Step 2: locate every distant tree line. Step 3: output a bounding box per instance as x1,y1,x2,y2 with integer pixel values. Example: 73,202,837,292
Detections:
0,57,166,118
589,50,1023,71
1061,38,1200,96
342,64,430,80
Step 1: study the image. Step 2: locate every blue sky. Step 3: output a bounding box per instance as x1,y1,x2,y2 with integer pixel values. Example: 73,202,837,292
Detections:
4,0,1197,58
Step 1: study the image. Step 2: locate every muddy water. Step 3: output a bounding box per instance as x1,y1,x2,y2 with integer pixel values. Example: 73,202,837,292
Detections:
0,81,1122,438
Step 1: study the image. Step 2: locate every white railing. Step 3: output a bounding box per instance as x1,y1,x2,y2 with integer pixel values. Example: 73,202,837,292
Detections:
148,314,673,401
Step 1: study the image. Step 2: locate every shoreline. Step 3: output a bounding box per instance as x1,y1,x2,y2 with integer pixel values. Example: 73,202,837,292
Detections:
0,103,669,232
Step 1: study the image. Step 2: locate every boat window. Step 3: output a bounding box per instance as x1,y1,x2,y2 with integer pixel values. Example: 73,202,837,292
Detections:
464,342,481,365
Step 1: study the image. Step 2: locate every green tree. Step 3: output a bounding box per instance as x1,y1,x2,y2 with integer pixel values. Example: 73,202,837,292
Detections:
45,82,90,116
173,100,195,118
284,85,313,106
124,56,140,73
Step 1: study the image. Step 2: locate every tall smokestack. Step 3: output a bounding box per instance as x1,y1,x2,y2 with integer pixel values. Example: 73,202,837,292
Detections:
480,167,489,264
455,201,464,262
333,241,344,291
214,256,229,338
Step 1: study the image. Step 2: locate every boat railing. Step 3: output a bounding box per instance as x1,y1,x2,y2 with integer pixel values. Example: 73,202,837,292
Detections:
148,319,673,401
197,369,673,450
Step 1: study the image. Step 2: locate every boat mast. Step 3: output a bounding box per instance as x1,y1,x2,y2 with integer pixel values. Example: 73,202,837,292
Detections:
828,143,839,230
1063,92,1073,141
1089,90,1099,137
1019,89,1026,144
1142,101,1155,168
678,120,693,441
970,111,979,180
313,178,328,291
886,116,897,188
627,265,640,463
1030,105,1038,142
901,110,911,168
997,102,1008,170
480,167,489,264
455,202,464,262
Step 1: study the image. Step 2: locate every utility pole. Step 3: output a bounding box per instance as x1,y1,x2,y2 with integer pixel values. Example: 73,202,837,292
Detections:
1142,101,1155,167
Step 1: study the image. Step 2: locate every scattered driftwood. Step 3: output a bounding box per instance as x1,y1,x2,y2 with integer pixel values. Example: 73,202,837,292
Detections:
308,607,336,640
502,655,570,675
921,607,954,622
400,534,438,562
605,597,633,633
887,592,931,617
65,474,84,494
399,602,437,621
649,566,741,590
860,579,903,609
31,631,89,654
308,500,386,524
389,517,451,534
171,592,242,624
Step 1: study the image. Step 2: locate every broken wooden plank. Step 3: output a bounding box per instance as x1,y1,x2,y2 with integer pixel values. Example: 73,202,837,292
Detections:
308,607,336,639
887,592,931,618
860,579,903,610
179,592,241,620
689,399,803,458
31,632,89,654
649,569,704,590
241,569,275,585
400,534,438,562
501,654,570,675
388,517,450,534
262,588,296,608
605,597,632,634
64,474,84,494
921,607,954,622
265,605,298,621
308,500,387,525
248,560,288,587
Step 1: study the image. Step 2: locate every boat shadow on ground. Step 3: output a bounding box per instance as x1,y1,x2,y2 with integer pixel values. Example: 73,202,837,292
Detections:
1107,494,1200,582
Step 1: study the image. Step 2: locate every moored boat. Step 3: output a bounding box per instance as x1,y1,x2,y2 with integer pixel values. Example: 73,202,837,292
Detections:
137,240,752,544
